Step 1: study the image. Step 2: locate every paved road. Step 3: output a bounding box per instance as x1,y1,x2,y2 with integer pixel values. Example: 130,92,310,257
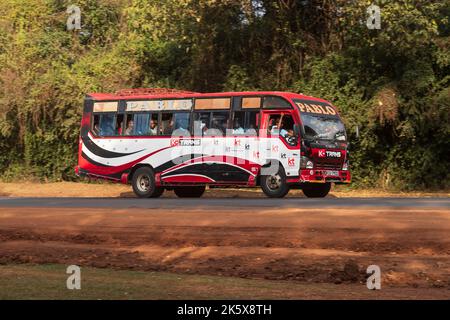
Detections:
0,197,448,209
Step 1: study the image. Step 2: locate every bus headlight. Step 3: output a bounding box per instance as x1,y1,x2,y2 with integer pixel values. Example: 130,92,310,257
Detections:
301,156,314,169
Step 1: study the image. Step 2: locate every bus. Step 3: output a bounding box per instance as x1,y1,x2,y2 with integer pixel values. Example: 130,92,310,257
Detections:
75,88,351,198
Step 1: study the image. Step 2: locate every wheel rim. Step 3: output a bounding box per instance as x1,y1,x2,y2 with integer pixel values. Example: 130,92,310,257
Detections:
266,174,282,191
136,174,151,193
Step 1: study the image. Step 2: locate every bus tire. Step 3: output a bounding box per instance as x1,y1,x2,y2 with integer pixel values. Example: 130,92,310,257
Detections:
131,167,161,198
174,186,206,198
302,182,331,198
260,166,290,198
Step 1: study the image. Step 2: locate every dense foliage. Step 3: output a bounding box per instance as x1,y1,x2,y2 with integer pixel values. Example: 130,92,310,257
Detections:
0,0,448,189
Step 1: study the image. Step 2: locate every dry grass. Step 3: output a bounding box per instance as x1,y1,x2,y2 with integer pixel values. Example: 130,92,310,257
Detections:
1,264,448,300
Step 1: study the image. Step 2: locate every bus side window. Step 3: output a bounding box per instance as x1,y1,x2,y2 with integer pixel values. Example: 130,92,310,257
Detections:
267,114,281,136
133,113,150,136
193,112,210,136
161,112,190,136
161,113,173,135
232,111,245,135
206,111,228,136
148,113,159,136
172,112,190,136
245,111,259,136
263,97,291,109
99,114,115,137
124,114,134,136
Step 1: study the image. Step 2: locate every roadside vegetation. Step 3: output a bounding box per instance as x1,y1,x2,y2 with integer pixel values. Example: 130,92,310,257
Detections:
1,264,447,299
0,0,448,190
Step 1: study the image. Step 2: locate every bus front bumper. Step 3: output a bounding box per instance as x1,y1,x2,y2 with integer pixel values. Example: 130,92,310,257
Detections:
295,169,351,184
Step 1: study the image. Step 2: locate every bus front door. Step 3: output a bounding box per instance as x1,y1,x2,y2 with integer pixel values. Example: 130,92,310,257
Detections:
260,111,301,179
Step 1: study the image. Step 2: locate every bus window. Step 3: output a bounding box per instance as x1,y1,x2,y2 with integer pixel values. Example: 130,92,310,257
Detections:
98,114,115,136
161,113,172,135
162,112,190,136
268,113,295,143
148,114,159,136
232,111,259,136
246,111,259,135
124,114,134,135
172,113,190,136
132,113,150,136
193,112,210,136
280,115,294,137
268,114,281,136
232,111,245,135
263,97,291,109
206,112,228,136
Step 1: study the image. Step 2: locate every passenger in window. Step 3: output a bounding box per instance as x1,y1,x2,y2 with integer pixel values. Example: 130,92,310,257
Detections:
125,119,134,135
148,119,158,135
205,119,223,136
246,124,257,136
232,119,244,135
163,118,174,135
269,116,281,134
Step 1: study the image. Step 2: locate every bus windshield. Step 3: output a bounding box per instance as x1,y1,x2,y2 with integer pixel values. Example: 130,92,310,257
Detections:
301,114,346,141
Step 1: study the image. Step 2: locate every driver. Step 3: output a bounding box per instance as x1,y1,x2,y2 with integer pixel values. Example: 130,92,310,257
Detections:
279,121,294,138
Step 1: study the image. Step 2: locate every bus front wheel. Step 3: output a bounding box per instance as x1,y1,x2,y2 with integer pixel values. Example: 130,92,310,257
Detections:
302,182,331,198
174,186,206,198
260,167,290,198
132,167,164,198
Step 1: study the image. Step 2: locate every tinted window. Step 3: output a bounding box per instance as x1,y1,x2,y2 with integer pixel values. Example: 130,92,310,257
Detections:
263,97,291,109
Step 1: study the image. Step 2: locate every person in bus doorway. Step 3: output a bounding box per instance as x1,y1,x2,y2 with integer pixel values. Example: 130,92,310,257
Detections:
148,119,158,135
125,119,134,135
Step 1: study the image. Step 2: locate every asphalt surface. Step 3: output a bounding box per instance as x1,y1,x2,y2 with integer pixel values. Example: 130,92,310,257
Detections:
0,197,448,209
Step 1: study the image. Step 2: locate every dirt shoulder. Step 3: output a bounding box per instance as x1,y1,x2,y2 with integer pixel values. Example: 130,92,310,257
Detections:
0,182,448,198
0,206,449,299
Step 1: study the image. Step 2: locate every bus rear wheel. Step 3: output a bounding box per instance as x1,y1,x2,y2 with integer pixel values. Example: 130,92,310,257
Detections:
260,167,290,198
174,186,206,198
302,182,331,198
132,167,164,198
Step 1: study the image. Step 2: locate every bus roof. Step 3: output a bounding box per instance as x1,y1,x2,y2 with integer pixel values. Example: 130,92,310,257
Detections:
87,89,331,105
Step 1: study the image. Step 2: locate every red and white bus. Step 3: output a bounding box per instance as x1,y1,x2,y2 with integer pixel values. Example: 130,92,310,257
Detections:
75,88,351,198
